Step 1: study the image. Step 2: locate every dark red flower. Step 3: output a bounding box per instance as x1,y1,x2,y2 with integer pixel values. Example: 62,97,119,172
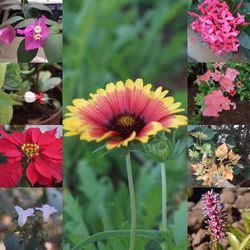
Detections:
229,90,237,96
0,128,62,187
236,81,242,87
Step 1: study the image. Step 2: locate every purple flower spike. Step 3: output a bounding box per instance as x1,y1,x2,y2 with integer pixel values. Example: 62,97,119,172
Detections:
202,190,227,241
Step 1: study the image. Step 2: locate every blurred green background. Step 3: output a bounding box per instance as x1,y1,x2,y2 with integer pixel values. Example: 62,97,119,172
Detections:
63,0,187,249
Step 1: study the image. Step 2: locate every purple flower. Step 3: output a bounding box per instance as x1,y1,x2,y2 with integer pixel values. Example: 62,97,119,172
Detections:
202,190,227,241
0,25,16,44
17,15,49,51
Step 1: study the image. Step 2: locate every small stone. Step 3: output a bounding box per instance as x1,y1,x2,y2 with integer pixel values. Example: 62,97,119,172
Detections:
188,202,195,210
188,210,204,233
236,188,250,196
221,189,236,204
235,192,250,209
193,229,207,246
193,242,209,250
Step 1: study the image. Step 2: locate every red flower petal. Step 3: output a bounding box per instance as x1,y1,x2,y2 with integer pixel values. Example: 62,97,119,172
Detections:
40,148,62,160
25,128,41,143
38,128,57,146
26,161,39,186
0,162,22,187
34,158,53,178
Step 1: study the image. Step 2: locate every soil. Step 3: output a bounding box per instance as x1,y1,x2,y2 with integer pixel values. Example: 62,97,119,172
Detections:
188,81,250,125
11,86,62,125
188,188,250,250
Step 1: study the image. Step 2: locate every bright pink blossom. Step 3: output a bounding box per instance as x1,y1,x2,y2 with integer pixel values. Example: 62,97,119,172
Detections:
17,15,49,51
0,128,62,187
189,0,248,54
202,90,231,117
0,25,15,44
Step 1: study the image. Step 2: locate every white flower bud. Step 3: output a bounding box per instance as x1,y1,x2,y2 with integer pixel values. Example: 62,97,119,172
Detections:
24,91,36,103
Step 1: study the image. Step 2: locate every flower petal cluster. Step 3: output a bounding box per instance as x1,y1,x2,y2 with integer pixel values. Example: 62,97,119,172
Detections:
202,90,231,117
64,79,187,150
0,25,16,44
17,15,49,51
202,190,227,240
0,128,62,187
191,143,241,186
189,0,248,54
15,204,57,227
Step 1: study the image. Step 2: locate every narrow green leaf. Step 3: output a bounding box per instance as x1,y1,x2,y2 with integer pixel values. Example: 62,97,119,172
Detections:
227,232,240,250
0,64,7,89
0,16,24,28
70,230,163,250
14,18,34,29
239,234,250,250
25,3,52,14
239,31,250,50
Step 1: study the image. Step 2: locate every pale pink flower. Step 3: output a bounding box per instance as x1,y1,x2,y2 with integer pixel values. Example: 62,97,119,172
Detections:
202,89,231,117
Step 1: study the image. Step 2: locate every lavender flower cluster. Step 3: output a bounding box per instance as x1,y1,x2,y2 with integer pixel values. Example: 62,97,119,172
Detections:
202,190,227,241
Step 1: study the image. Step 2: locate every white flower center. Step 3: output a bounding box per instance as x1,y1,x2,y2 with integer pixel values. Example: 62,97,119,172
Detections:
33,25,42,40
34,25,42,33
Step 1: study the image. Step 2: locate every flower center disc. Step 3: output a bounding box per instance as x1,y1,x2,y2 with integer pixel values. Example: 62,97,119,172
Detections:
108,114,145,138
21,143,40,159
117,115,135,127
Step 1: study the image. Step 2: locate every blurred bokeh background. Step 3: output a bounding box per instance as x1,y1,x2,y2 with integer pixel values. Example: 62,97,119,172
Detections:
63,0,187,249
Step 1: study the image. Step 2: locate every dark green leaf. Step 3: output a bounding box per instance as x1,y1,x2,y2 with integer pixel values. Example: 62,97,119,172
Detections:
44,34,62,62
17,39,38,62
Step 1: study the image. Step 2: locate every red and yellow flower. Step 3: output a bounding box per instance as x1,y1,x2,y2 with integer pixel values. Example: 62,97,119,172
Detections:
64,79,187,150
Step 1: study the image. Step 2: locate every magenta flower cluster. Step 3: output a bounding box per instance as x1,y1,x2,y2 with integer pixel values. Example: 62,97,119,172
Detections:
188,0,248,55
0,16,49,51
202,190,227,241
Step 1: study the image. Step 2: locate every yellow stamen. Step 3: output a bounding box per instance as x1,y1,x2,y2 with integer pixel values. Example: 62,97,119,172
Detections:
117,115,135,127
21,143,40,159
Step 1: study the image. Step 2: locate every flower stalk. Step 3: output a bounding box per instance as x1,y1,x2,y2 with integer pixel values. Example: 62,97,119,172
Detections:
161,162,167,250
125,151,136,250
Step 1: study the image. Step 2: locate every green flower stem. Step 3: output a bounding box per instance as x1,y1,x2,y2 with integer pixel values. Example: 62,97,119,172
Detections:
125,151,136,250
161,162,167,250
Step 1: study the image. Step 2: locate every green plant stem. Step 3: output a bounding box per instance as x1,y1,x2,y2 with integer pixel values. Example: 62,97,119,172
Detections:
126,151,136,250
161,162,167,250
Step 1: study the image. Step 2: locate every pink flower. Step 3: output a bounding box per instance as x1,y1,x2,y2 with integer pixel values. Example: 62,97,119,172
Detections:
196,70,211,84
219,76,234,92
0,25,16,44
225,68,239,81
17,15,49,51
189,0,248,54
202,89,231,117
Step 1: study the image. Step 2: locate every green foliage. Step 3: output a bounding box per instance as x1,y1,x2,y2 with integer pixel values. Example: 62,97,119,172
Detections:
17,40,38,63
227,210,250,250
39,71,61,92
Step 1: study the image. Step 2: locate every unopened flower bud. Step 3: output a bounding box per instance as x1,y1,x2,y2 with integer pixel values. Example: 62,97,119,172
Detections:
24,91,36,103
